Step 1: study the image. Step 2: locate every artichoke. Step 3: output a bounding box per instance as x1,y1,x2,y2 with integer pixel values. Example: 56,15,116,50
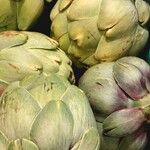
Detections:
0,73,100,150
79,56,150,149
0,0,52,31
0,31,74,95
50,0,150,67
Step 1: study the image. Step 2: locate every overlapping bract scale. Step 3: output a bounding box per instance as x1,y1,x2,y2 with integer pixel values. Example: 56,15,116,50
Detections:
0,73,99,149
51,0,150,67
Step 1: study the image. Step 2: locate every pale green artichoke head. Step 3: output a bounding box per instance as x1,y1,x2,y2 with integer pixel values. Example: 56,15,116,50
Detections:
0,0,53,31
0,73,100,150
79,56,150,149
0,31,74,95
51,0,150,67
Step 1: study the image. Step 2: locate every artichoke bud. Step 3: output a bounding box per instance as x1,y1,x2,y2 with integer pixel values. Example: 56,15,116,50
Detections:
51,0,150,66
103,108,146,137
0,73,100,149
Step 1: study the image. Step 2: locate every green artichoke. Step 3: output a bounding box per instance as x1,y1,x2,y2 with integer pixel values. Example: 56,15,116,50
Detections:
50,0,150,67
0,0,52,31
79,56,150,149
0,31,74,95
0,73,100,150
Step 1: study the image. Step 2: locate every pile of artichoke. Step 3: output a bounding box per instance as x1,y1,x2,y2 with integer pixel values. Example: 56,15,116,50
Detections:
0,0,150,150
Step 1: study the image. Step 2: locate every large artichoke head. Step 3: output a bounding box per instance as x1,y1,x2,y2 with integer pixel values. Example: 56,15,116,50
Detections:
51,0,150,67
0,0,53,31
0,73,100,150
0,31,74,95
79,56,150,149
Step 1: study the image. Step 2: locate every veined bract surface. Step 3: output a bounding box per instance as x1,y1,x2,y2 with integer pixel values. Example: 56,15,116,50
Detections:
0,31,74,95
0,73,100,150
79,56,150,150
51,0,150,67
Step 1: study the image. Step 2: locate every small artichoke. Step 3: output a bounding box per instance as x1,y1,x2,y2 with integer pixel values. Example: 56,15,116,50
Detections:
51,0,150,67
79,56,150,149
0,0,52,31
0,31,74,94
0,73,100,150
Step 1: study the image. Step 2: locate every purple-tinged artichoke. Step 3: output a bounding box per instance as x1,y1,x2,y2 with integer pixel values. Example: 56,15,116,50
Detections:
50,0,150,67
79,56,150,149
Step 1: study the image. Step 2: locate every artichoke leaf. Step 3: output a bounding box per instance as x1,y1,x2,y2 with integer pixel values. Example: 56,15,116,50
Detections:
97,122,120,150
71,128,100,150
50,0,61,20
7,139,39,150
67,0,101,20
0,83,41,140
129,25,149,56
98,0,138,37
0,31,27,50
0,60,42,84
51,12,68,40
17,0,44,30
0,0,17,31
0,130,9,150
22,32,58,50
103,108,145,137
28,49,63,74
8,139,39,150
0,47,43,76
68,17,100,49
30,100,73,150
61,85,97,145
94,34,134,62
59,0,73,11
20,74,69,108
113,60,147,100
114,57,150,92
135,0,150,26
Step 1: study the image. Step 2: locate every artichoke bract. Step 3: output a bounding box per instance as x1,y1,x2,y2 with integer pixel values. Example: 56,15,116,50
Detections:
0,0,52,31
0,73,100,150
0,31,74,95
51,0,150,67
79,56,150,149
